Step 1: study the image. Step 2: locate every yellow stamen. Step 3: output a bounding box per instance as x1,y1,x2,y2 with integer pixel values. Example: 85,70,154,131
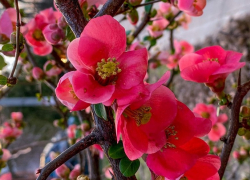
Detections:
96,58,121,80
123,106,152,126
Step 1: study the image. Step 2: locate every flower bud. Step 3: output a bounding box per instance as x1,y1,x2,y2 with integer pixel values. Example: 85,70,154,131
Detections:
11,112,23,121
238,127,247,136
55,164,70,178
32,67,45,80
232,151,240,159
10,32,24,46
240,106,250,118
1,149,11,161
127,10,139,25
129,0,142,6
0,34,10,44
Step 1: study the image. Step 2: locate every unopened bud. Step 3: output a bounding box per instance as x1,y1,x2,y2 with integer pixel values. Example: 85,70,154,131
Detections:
10,32,24,46
43,24,64,45
238,127,247,136
0,34,10,44
240,106,250,118
127,10,139,25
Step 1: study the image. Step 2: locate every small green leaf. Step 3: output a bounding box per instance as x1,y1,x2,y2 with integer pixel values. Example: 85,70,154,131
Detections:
126,30,132,36
150,39,157,47
94,103,107,120
143,35,151,41
119,157,140,177
108,141,126,159
2,44,14,51
36,93,42,101
145,0,153,13
0,55,7,70
0,75,7,85
45,63,53,71
75,129,82,139
66,26,76,42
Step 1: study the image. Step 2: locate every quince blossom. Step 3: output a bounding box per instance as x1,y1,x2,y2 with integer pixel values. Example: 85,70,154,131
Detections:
146,101,212,179
147,18,169,38
193,103,228,141
25,8,62,55
171,0,206,16
56,15,148,108
179,46,245,92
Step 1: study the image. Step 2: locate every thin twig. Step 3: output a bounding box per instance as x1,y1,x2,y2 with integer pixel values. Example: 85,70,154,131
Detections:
169,29,174,53
0,0,11,8
9,0,21,79
219,70,250,178
36,132,98,180
94,0,126,18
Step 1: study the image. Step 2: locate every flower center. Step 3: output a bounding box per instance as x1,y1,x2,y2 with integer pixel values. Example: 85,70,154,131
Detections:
70,90,78,100
164,125,178,148
32,29,45,41
123,106,152,126
180,176,188,180
95,58,122,86
201,112,210,118
203,58,219,63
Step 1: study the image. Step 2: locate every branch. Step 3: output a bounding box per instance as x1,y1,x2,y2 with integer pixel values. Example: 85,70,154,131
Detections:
54,0,88,38
219,71,250,178
94,0,126,18
0,0,11,8
86,148,101,180
36,132,98,180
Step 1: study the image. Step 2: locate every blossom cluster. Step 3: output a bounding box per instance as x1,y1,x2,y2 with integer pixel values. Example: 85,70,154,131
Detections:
55,15,222,180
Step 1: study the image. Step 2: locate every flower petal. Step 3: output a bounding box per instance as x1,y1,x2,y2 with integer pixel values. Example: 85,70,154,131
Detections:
116,48,148,89
72,71,115,104
81,15,126,58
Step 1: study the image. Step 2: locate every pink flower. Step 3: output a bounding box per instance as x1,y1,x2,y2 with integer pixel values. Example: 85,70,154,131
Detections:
129,41,145,51
173,0,207,16
55,164,70,178
11,112,23,121
179,46,245,88
64,15,148,106
69,164,81,180
193,103,228,141
147,18,169,38
176,13,192,29
25,8,62,56
0,8,16,43
174,40,194,56
116,85,177,160
55,72,90,111
43,23,64,45
67,124,77,139
0,122,22,140
103,167,113,179
1,149,11,161
43,60,62,77
179,155,221,180
146,101,212,179
0,173,12,180
32,67,45,80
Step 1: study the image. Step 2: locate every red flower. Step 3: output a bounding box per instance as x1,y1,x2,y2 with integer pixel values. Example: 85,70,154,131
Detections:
64,15,148,106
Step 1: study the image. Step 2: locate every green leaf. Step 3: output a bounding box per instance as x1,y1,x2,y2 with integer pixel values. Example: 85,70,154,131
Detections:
145,0,153,13
119,157,140,177
75,129,82,139
45,63,53,71
150,39,157,47
36,93,42,101
108,141,126,159
0,75,7,85
94,103,107,120
126,30,132,36
66,26,76,42
0,55,7,70
2,44,14,51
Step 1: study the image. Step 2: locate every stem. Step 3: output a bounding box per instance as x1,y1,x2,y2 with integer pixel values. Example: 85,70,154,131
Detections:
36,132,98,180
219,71,250,178
54,0,88,38
0,0,11,8
94,0,126,18
9,0,21,78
